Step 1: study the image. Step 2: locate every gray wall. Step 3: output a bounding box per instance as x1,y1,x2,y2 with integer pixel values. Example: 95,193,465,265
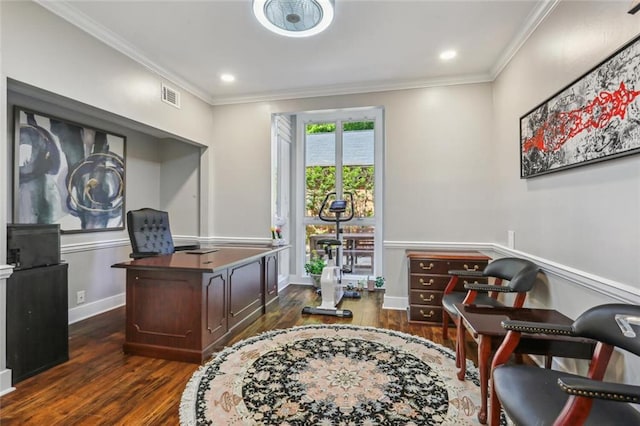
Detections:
493,1,640,299
210,82,497,298
0,1,209,392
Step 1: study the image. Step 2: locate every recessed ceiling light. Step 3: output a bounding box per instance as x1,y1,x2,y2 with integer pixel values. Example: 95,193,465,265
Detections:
253,0,335,38
439,50,457,61
220,74,236,83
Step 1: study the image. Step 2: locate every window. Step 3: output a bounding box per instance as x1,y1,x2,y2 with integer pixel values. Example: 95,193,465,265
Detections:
296,107,383,280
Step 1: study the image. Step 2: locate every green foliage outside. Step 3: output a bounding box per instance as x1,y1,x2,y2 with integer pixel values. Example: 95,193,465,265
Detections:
305,165,374,218
306,121,374,134
305,120,376,244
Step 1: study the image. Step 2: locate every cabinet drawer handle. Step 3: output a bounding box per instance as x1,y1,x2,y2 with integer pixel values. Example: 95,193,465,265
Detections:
463,264,481,271
419,309,435,318
419,278,435,286
419,262,434,270
419,294,435,302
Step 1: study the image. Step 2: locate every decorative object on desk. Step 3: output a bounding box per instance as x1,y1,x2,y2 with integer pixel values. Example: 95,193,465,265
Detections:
520,34,640,178
367,275,375,291
13,106,126,233
180,324,505,425
374,276,385,289
271,226,285,246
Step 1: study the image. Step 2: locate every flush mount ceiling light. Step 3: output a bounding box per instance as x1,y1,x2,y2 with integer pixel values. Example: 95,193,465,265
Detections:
253,0,335,38
220,73,236,83
439,50,457,61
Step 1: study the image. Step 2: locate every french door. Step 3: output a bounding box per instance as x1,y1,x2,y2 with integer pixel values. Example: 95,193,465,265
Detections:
296,107,383,279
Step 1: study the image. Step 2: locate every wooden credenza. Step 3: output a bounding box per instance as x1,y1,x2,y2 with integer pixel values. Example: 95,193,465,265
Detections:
112,247,280,363
406,251,490,324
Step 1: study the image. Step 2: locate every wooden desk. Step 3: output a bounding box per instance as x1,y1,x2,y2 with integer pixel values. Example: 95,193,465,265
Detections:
112,247,280,363
455,304,595,424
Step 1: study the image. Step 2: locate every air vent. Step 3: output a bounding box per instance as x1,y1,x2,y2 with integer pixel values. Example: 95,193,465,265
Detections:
161,83,181,108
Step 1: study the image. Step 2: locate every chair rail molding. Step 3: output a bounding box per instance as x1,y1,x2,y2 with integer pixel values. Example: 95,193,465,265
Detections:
384,240,640,309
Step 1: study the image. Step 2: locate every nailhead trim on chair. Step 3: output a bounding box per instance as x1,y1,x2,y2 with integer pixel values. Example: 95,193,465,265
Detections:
558,382,640,403
464,284,516,293
501,324,574,335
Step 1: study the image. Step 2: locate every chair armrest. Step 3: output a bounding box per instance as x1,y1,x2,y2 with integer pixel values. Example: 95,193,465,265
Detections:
500,319,575,336
130,252,160,259
448,269,484,277
464,283,513,293
175,244,199,251
558,377,640,403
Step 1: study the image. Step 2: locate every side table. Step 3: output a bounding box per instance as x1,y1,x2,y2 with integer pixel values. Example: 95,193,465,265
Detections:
454,303,595,424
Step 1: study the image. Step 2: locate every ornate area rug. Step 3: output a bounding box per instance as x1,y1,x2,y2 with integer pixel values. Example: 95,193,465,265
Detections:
180,324,501,425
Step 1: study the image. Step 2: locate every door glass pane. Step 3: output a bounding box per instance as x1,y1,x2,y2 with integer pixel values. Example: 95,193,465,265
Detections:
341,120,375,276
303,117,377,278
306,224,374,277
343,121,375,219
305,122,335,218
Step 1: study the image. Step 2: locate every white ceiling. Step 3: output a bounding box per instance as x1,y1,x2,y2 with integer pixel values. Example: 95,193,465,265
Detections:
40,0,557,105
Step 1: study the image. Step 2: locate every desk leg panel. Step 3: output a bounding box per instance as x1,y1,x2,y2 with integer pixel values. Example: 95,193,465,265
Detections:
126,270,202,357
202,271,228,348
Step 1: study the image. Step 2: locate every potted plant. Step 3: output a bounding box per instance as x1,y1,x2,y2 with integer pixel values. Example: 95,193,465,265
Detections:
305,252,326,288
373,276,385,290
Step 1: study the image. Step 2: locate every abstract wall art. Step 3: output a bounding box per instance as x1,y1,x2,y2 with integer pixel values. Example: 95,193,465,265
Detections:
520,34,640,178
13,106,126,233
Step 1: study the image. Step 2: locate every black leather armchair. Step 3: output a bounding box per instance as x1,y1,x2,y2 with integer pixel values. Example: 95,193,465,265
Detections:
441,257,539,366
490,303,640,426
442,257,540,337
126,208,198,259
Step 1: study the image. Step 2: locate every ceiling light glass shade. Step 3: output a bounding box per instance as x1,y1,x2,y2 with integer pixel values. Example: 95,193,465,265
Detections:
253,0,335,38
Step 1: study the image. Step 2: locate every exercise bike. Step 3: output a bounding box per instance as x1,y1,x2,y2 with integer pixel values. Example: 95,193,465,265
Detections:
302,192,360,318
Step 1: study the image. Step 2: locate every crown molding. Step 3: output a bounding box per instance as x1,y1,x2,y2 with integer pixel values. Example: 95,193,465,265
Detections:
209,73,494,105
36,0,555,107
34,0,216,105
490,0,559,79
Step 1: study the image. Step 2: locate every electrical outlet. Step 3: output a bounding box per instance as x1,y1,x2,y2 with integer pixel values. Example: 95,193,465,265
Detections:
507,230,515,249
77,290,86,304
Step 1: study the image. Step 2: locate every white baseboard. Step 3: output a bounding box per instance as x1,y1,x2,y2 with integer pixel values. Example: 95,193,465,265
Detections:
0,369,15,396
68,292,125,324
382,295,407,311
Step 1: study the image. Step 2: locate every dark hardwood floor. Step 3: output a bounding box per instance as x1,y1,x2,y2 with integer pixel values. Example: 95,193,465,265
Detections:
0,285,470,425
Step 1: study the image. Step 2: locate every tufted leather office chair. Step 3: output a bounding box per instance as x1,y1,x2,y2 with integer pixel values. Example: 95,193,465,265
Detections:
126,208,198,259
490,303,640,426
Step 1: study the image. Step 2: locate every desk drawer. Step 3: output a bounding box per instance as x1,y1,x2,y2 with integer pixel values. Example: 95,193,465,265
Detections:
409,259,487,275
409,275,488,291
409,290,442,306
408,306,443,323
409,275,451,290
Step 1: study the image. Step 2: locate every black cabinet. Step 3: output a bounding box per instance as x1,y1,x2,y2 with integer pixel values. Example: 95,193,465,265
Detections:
6,263,69,384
